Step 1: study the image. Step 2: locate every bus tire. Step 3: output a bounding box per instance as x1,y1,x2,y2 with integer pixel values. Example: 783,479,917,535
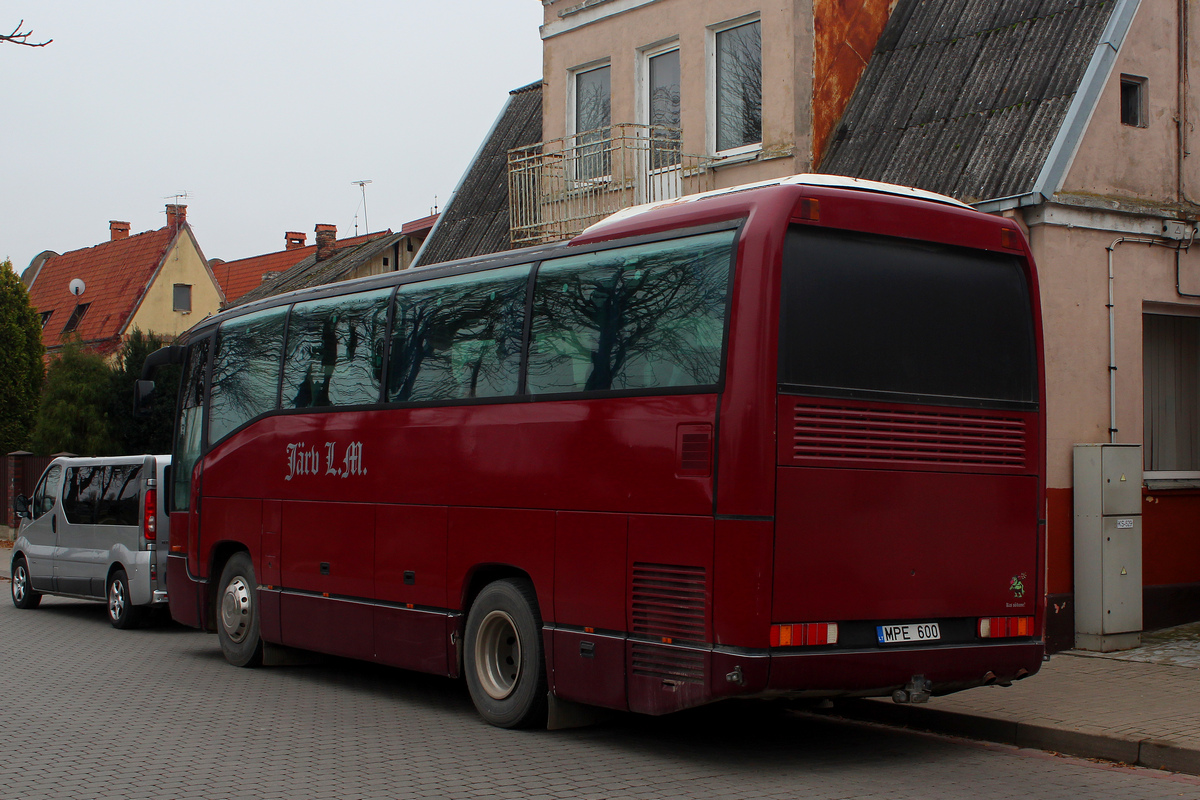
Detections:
11,557,41,610
216,552,263,667
107,569,144,629
464,578,548,728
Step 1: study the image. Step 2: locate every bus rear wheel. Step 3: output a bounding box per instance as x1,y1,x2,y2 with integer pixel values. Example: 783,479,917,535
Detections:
216,552,263,667
464,578,547,728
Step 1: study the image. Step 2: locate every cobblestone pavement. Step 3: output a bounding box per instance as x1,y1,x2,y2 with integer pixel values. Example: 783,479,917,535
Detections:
1092,621,1200,669
2,596,1198,800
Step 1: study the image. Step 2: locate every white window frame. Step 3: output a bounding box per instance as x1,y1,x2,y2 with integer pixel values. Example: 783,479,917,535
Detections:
707,13,763,159
1143,305,1200,480
567,58,612,140
636,37,681,130
567,58,614,183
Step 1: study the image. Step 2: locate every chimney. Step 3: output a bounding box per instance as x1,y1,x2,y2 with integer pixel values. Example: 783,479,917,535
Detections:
166,204,187,231
285,231,307,250
109,221,130,241
315,224,337,261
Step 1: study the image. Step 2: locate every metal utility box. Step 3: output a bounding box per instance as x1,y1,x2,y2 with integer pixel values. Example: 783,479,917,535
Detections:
1073,444,1142,651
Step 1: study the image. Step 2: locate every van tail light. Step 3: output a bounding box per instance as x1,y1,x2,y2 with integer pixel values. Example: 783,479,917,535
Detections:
978,616,1034,638
770,622,838,647
143,487,157,541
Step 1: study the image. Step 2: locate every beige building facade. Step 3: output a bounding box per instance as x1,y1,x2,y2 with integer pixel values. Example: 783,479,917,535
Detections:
526,0,1200,643
1010,0,1200,631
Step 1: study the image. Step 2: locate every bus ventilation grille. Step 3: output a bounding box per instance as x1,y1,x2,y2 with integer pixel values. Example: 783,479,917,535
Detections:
631,642,705,684
791,404,1027,468
631,562,707,642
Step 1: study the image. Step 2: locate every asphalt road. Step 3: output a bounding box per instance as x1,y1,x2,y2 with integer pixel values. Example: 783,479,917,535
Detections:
2,593,1197,800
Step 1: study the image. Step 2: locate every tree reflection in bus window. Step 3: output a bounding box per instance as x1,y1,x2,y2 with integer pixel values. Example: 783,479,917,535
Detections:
208,306,287,444
527,230,734,394
388,265,530,402
284,288,391,409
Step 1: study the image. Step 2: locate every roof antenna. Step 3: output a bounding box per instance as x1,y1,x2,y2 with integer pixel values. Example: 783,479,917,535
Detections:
432,195,439,216
164,190,191,205
351,180,372,234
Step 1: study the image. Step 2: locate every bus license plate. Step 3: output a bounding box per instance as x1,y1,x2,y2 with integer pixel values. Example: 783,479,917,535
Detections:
876,623,941,644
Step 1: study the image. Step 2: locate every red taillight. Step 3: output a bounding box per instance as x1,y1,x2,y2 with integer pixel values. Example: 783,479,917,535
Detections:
770,622,838,647
143,487,157,541
978,616,1034,638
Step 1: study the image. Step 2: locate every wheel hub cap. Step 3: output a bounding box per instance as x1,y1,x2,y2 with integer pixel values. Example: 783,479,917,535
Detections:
475,610,521,700
221,577,252,643
12,566,27,603
108,581,125,620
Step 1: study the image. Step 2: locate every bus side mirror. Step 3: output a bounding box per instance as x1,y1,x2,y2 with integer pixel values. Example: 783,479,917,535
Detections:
134,380,156,415
13,495,30,518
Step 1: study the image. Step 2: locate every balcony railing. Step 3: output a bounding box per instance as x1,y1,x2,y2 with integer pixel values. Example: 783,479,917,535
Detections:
508,123,714,247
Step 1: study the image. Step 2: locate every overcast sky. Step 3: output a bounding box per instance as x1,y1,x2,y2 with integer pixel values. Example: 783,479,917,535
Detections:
1,3,544,276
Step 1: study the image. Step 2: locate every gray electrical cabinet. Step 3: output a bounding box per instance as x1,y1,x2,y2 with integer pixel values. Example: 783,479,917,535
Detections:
1073,444,1143,651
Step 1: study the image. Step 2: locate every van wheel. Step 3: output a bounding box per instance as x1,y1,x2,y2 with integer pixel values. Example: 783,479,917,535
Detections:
11,557,41,610
107,570,144,629
464,579,547,728
217,552,263,667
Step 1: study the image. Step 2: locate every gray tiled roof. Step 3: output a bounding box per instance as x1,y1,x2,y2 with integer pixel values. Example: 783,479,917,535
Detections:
232,232,404,307
819,0,1126,204
414,81,542,267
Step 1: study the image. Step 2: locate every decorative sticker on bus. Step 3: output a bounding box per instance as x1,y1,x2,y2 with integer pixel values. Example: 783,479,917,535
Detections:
285,441,366,481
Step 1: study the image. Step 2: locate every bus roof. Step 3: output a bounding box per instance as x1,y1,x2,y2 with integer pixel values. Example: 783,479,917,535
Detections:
579,174,970,239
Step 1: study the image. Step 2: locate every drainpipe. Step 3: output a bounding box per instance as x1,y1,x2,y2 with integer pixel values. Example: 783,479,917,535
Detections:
1180,0,1194,205
1106,237,1186,442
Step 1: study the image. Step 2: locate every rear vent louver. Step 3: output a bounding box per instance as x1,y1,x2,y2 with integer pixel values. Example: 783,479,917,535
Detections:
791,404,1028,468
631,641,705,684
631,562,707,642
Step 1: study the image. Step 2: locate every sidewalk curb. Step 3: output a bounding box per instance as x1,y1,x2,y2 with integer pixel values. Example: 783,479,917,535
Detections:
830,699,1200,775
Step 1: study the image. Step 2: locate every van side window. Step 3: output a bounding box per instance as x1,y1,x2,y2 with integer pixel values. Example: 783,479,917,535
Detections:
95,465,142,526
62,467,103,525
32,465,62,519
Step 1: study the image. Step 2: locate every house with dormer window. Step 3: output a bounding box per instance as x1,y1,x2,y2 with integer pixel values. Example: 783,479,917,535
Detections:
24,204,223,358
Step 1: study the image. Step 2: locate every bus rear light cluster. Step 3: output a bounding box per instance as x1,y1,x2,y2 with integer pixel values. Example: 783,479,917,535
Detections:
796,197,820,221
770,622,838,647
143,488,157,541
978,616,1034,638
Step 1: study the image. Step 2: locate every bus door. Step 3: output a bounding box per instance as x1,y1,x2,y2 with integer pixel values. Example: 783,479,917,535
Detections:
169,336,212,628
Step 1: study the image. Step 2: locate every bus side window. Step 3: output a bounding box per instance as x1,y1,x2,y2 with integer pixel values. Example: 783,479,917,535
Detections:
388,265,530,403
209,307,287,443
527,230,734,394
174,338,210,513
284,289,391,409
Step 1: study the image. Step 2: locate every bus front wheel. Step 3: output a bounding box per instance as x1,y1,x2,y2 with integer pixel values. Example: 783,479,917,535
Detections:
216,552,263,667
464,578,548,728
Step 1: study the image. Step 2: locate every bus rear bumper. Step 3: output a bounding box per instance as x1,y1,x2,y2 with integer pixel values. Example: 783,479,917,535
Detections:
713,641,1044,701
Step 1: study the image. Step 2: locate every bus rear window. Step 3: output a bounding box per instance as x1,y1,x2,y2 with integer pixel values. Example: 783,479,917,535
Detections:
779,227,1037,408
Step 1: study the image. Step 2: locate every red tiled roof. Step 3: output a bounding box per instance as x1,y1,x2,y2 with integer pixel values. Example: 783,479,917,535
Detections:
400,213,439,236
28,227,176,352
216,231,392,304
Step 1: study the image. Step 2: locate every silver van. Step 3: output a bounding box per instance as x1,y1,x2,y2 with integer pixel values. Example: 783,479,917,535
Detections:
10,454,170,628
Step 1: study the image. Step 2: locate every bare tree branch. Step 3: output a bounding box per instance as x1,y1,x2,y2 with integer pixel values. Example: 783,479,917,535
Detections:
2,20,52,48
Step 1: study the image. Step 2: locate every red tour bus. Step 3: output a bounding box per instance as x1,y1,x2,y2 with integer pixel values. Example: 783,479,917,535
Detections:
145,175,1046,728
